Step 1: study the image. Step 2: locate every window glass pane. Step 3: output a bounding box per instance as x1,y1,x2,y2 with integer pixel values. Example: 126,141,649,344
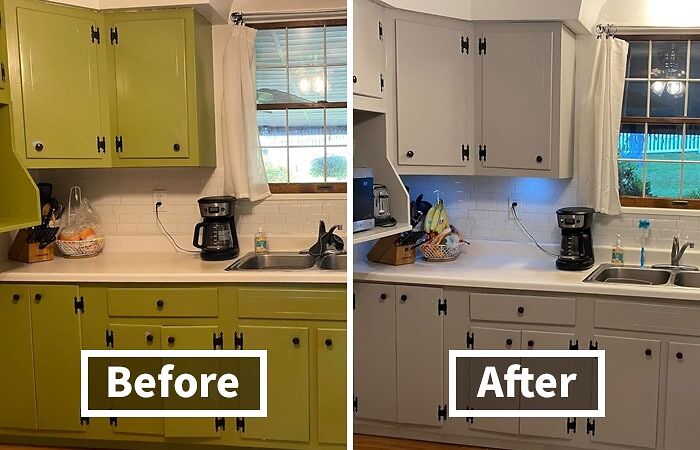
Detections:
649,82,686,117
290,147,325,182
327,66,347,102
685,124,700,161
623,81,648,116
647,124,683,161
289,67,325,102
326,147,348,182
326,108,347,146
262,147,288,183
691,41,700,79
619,123,645,159
326,26,347,65
627,41,649,78
618,161,645,197
682,163,700,198
288,109,324,146
687,82,700,118
287,27,325,66
257,110,287,147
646,162,681,198
256,67,288,104
255,29,287,67
651,41,688,79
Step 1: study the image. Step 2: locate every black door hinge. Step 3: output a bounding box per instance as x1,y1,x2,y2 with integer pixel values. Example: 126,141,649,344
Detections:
380,74,384,92
235,417,245,433
478,145,487,162
437,404,448,421
586,418,595,435
97,136,106,153
466,331,475,349
213,332,224,350
109,417,118,427
378,21,383,40
438,298,447,316
214,417,225,431
569,340,579,350
461,36,469,54
91,26,100,44
353,293,356,310
110,27,118,45
353,396,358,415
567,417,576,434
106,329,114,348
478,37,487,55
462,144,470,161
589,340,598,350
74,296,85,314
80,416,90,426
234,331,244,350
115,136,123,153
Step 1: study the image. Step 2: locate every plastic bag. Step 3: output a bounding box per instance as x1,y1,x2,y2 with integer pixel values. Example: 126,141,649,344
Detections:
57,186,104,242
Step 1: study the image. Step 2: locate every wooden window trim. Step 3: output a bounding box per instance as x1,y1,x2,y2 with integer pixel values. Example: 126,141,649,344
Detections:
269,183,346,194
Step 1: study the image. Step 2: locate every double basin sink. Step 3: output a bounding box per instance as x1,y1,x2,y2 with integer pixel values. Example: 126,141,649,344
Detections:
584,264,700,287
226,252,346,271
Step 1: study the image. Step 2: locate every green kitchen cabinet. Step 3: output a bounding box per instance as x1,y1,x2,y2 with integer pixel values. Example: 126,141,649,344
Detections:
0,284,37,430
239,325,310,443
316,328,346,445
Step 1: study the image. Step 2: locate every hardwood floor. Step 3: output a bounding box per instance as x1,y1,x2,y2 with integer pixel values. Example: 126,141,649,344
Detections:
355,434,494,450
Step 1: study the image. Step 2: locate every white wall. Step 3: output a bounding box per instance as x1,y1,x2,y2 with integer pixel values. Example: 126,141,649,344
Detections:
599,0,700,28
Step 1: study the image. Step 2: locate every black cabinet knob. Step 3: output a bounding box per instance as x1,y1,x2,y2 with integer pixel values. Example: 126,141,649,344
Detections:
406,150,414,158
146,333,154,343
12,294,20,301
517,306,525,314
325,338,333,347
400,294,407,302
645,348,652,357
380,293,387,300
34,142,44,152
168,336,175,345
506,338,513,346
173,143,181,152
676,352,684,360
527,340,535,348
352,75,357,83
156,299,164,308
292,337,300,346
34,293,42,301
536,155,543,163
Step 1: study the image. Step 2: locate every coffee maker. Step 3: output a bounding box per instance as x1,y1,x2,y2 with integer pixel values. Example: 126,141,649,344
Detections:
556,207,595,271
193,196,240,261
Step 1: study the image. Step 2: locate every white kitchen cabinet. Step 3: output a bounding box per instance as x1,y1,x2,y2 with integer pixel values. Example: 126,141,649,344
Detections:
590,335,660,449
353,0,384,99
395,16,473,169
664,341,700,450
353,282,397,422
475,23,575,178
395,285,444,426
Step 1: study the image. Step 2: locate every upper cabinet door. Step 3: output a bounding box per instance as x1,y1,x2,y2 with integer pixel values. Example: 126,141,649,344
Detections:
353,0,384,99
16,2,106,160
396,18,472,167
109,12,189,159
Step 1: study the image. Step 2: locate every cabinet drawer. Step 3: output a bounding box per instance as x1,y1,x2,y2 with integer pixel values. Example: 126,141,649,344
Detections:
237,287,345,321
595,299,700,336
107,288,218,317
470,293,575,325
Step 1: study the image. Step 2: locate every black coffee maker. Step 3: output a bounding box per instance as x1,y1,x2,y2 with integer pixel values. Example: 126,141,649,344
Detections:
193,196,240,261
556,207,595,271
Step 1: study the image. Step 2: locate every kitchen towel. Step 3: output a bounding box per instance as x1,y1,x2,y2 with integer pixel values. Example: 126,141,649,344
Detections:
221,24,271,202
576,35,628,216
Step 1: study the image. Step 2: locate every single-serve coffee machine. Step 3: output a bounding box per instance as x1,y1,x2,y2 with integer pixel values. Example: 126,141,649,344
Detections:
556,207,595,271
193,196,240,261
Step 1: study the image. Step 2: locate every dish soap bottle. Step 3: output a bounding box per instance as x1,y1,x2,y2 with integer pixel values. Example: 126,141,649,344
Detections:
611,234,624,266
254,225,269,254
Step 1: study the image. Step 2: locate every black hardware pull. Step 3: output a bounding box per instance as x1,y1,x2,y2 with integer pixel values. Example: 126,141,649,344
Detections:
325,338,333,348
517,306,525,314
506,338,513,346
400,294,407,302
34,142,44,152
292,337,300,346
645,348,652,357
12,294,20,301
536,155,543,163
173,143,181,152
146,333,154,343
352,75,357,84
1,62,5,83
156,299,164,309
527,340,535,348
380,293,387,300
406,150,414,158
34,293,42,301
676,352,684,360
168,336,175,345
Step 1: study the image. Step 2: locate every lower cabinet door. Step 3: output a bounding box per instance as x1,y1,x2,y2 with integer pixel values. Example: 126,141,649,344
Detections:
110,324,164,436
591,335,660,448
317,328,346,445
468,326,521,435
240,325,310,443
161,325,220,438
0,284,36,430
519,330,575,440
30,285,84,432
665,341,700,450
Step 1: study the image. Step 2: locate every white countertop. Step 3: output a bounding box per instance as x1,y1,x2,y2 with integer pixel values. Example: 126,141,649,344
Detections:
354,240,700,301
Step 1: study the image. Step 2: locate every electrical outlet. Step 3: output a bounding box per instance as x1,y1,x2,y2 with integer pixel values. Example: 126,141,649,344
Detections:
153,189,167,212
508,196,519,219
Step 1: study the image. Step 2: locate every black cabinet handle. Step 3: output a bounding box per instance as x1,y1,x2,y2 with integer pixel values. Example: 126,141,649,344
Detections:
168,336,175,345
527,340,535,348
34,293,42,301
173,143,181,152
506,338,513,346
380,293,387,300
325,338,333,348
406,150,414,158
34,142,44,152
676,352,684,360
292,337,300,346
156,299,164,309
536,155,543,163
517,306,525,314
146,333,154,343
12,294,20,301
352,75,357,84
400,294,407,302
645,348,652,357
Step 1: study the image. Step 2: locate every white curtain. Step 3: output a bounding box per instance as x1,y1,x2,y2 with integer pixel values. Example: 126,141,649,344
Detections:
577,37,629,216
221,25,271,202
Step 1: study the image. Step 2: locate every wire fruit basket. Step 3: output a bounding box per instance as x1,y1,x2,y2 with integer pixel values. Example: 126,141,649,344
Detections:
56,236,105,258
420,242,465,262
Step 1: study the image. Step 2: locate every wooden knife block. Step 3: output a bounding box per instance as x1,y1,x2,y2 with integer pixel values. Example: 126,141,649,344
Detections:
367,236,416,266
8,229,54,263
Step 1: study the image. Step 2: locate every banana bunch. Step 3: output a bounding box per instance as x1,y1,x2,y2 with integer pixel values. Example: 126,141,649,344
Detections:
424,199,450,234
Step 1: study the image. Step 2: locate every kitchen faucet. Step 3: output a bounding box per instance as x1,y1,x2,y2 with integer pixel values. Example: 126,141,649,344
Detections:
306,221,345,257
671,236,695,266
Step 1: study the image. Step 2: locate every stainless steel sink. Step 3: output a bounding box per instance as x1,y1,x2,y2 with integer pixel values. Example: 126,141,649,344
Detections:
674,271,700,287
584,266,673,285
227,252,316,270
317,253,347,270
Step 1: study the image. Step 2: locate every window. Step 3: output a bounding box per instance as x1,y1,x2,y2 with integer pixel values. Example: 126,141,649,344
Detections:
619,35,700,209
254,20,348,194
